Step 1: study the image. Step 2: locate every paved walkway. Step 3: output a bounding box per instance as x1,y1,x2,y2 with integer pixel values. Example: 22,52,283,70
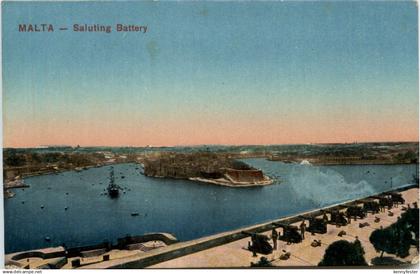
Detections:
150,188,419,268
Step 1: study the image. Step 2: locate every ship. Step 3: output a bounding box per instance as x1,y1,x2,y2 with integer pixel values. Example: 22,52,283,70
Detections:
107,167,121,198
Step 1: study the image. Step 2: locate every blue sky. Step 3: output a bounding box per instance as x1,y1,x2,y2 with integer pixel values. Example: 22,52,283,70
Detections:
2,1,418,147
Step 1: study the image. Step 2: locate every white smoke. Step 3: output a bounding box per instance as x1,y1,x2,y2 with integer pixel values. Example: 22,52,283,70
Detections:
287,165,376,207
300,160,312,166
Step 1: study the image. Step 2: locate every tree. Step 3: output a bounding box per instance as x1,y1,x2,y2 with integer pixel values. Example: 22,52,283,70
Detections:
370,228,398,258
318,240,368,266
4,151,26,167
369,209,417,259
251,256,272,267
353,237,366,261
399,208,419,245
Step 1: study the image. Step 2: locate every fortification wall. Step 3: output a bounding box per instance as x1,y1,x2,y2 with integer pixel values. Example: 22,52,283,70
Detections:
83,184,418,269
224,169,264,182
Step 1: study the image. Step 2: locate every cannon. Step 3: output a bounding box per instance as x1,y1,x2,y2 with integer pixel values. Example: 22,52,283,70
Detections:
299,216,327,234
346,205,366,220
379,196,394,211
242,232,273,255
325,209,348,226
362,199,380,214
389,192,405,205
272,222,303,244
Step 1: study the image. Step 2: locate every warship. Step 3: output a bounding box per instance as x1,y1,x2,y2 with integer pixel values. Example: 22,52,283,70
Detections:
107,167,121,198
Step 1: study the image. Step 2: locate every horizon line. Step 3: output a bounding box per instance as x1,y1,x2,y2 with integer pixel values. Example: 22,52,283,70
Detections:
3,140,419,150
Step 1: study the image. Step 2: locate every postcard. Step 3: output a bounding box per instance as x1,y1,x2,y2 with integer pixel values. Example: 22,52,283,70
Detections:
2,0,419,270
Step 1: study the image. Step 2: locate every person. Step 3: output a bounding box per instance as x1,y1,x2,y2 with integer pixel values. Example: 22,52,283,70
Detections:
339,212,346,224
323,212,329,223
271,228,278,250
300,221,306,239
252,249,257,257
250,234,257,257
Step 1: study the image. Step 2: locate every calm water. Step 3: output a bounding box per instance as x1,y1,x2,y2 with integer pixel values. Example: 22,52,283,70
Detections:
4,159,417,253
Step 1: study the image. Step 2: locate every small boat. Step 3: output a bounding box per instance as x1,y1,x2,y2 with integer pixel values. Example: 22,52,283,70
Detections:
108,186,119,198
64,207,68,211
40,205,44,209
45,236,51,242
131,212,139,216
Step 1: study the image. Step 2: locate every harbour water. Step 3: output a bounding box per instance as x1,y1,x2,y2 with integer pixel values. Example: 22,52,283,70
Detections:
4,159,417,253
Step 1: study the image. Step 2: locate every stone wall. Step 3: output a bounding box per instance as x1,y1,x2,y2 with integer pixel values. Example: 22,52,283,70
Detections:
224,168,265,182
82,184,418,269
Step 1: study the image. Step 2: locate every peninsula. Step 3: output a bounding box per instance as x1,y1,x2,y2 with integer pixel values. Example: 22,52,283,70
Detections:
143,152,272,187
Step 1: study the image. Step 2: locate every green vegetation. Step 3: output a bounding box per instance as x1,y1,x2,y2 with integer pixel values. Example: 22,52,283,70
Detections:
395,151,418,163
250,257,272,267
3,150,137,181
143,152,254,179
4,151,103,168
401,207,419,245
318,239,368,266
4,150,26,166
369,208,419,258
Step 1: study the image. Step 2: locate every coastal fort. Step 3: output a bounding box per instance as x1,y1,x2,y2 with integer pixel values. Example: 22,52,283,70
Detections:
143,152,272,187
2,143,419,268
3,142,418,197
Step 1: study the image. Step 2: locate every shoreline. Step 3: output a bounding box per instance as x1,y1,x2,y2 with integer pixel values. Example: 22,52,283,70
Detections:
84,184,418,268
312,162,417,166
149,185,419,268
2,162,135,199
4,184,418,267
4,162,133,182
4,160,416,196
4,160,139,182
188,176,273,188
4,157,417,182
267,158,418,166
